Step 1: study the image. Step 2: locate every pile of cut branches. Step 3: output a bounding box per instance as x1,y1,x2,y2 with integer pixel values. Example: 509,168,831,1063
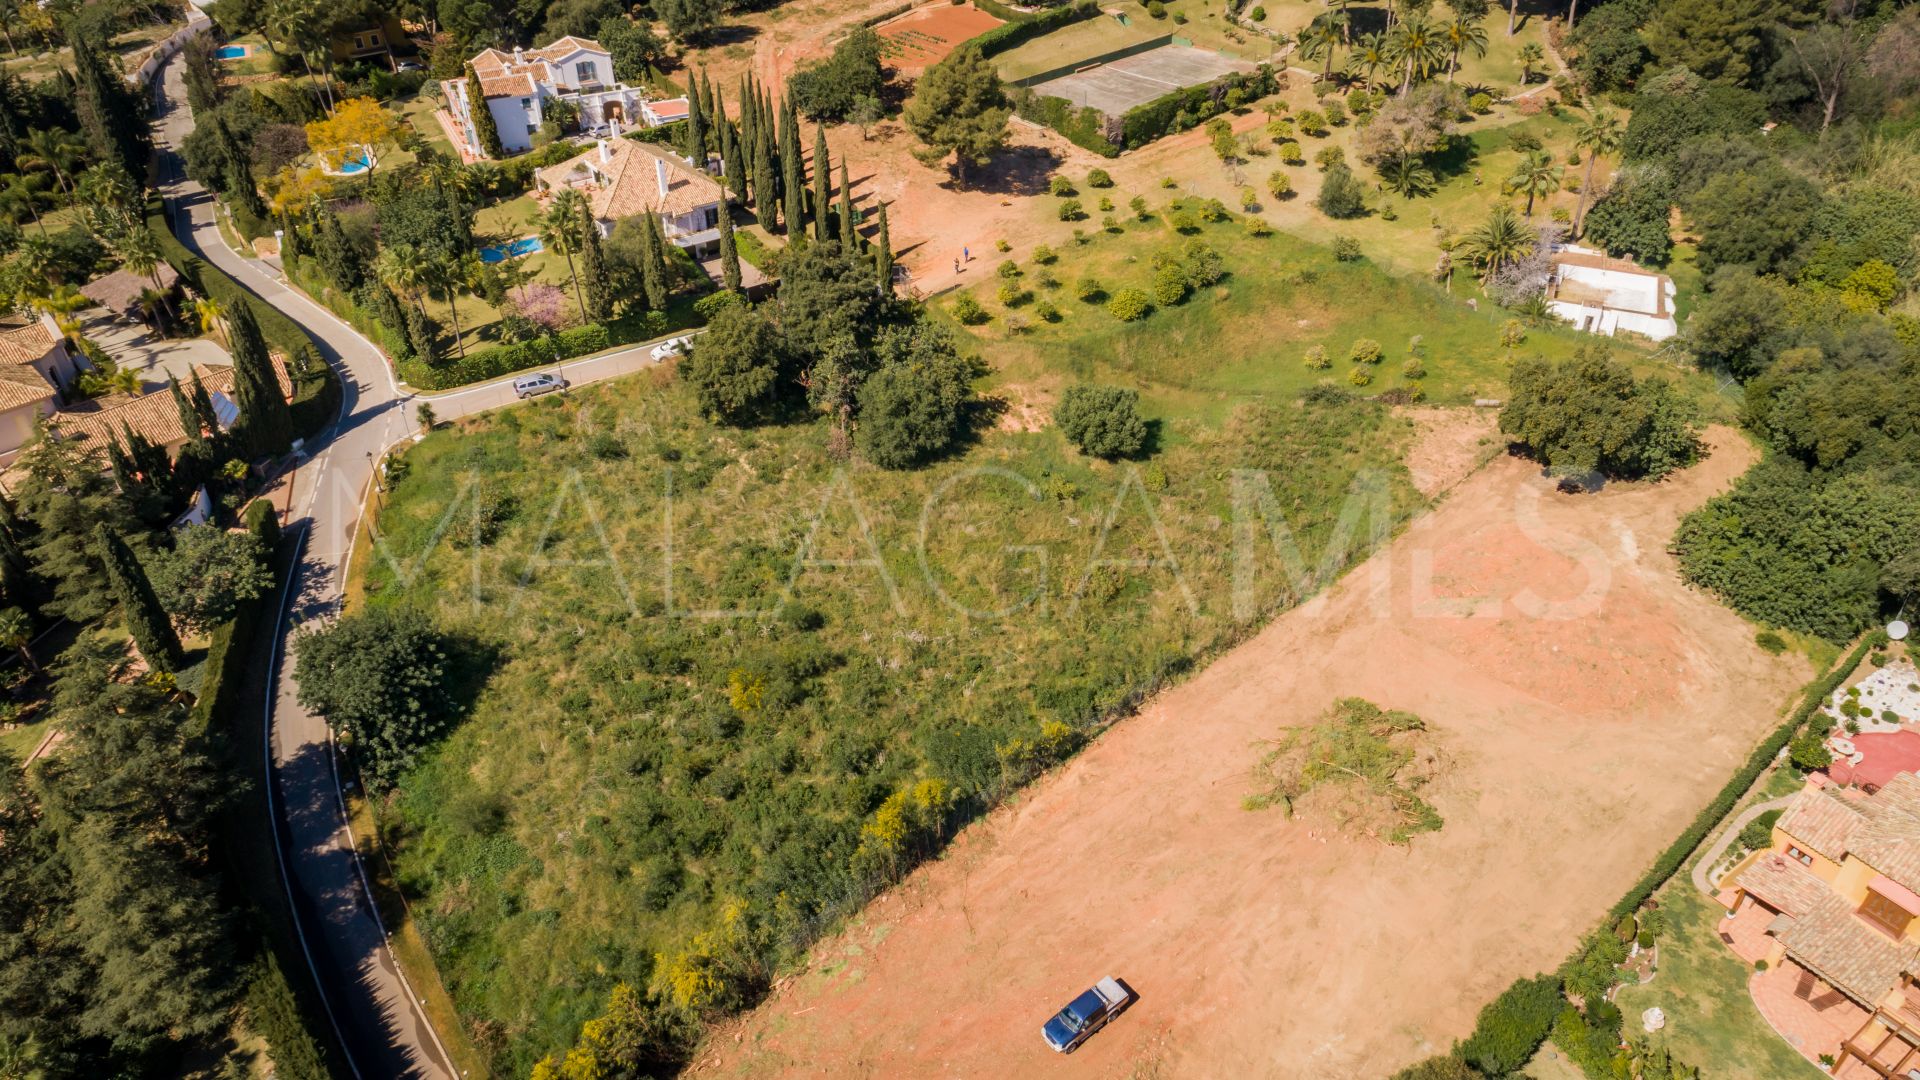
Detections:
1243,697,1445,845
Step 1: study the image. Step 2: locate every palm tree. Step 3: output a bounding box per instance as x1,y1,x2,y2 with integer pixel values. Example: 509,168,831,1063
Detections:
1326,0,1355,43
137,288,168,336
18,127,85,197
1503,149,1563,216
1570,111,1622,238
1345,32,1390,91
1518,41,1545,84
1507,0,1519,36
1442,13,1489,83
1458,205,1535,276
32,285,87,344
374,243,430,317
0,607,39,675
1381,154,1438,198
193,296,228,349
1385,13,1447,91
1297,16,1344,83
0,173,50,238
426,251,483,359
266,0,333,115
538,190,589,323
114,228,174,322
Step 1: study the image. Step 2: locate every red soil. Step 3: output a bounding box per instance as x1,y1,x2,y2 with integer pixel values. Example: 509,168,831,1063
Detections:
875,4,1007,74
697,427,1811,1078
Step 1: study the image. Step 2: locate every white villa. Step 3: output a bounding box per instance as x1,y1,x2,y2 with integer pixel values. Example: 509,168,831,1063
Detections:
535,138,729,259
1546,245,1679,342
441,36,690,157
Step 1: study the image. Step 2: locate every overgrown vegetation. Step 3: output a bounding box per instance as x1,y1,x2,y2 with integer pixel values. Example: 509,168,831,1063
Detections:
1242,697,1444,845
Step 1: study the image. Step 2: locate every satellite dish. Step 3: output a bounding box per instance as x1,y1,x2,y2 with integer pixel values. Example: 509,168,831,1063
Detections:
1890,620,1910,641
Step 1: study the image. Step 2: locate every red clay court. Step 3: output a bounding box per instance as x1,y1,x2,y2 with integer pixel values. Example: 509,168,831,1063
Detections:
1828,730,1920,791
875,2,1005,72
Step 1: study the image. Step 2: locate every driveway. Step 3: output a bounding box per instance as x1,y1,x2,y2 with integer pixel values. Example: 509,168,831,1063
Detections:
81,310,231,391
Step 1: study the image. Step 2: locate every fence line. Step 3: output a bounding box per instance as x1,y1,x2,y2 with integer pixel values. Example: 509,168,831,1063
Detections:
1007,32,1177,88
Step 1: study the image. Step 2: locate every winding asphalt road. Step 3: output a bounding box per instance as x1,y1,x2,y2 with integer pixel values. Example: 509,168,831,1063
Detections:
151,53,691,1079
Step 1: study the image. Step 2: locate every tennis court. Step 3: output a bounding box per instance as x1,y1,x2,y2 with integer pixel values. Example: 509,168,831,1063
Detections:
1029,44,1255,115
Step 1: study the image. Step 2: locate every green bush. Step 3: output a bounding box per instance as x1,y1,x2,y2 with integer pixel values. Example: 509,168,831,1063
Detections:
1146,0,1166,17
1058,199,1085,221
1350,338,1383,364
1250,5,1266,19
1033,299,1060,322
1277,140,1304,165
952,294,990,324
996,281,1030,307
1401,357,1427,380
1075,276,1105,302
1456,974,1563,1076
1049,175,1076,197
1756,629,1788,655
1298,109,1328,136
1347,366,1374,386
1469,92,1494,114
1033,244,1057,265
1267,171,1293,199
1106,288,1151,321
1054,384,1149,459
398,320,652,390
1151,264,1189,306
1332,235,1363,262
1086,168,1113,188
997,259,1022,279
1303,344,1330,370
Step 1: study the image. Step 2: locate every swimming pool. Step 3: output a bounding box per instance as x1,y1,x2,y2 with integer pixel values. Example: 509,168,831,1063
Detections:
479,236,544,263
213,44,249,59
335,151,373,175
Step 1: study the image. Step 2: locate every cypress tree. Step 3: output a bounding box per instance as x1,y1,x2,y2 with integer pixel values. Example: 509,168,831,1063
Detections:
718,202,741,293
227,302,294,458
753,102,777,228
466,66,504,159
737,78,756,194
188,372,220,436
404,303,440,364
875,200,893,295
96,524,183,674
69,30,147,180
169,376,206,449
781,101,805,241
314,207,365,294
685,73,708,167
641,215,671,311
578,202,613,322
369,281,413,359
812,125,831,243
838,161,856,250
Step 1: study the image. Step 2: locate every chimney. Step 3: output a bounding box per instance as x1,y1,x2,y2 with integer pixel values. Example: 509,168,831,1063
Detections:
512,45,524,64
608,115,621,138
598,138,611,164
656,156,669,198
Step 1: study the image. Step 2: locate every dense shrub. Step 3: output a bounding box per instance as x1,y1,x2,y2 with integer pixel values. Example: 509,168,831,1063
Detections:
789,27,885,120
1455,974,1563,1076
1349,338,1383,364
1106,288,1150,321
951,294,990,324
1500,347,1701,480
1055,385,1149,459
1316,165,1368,218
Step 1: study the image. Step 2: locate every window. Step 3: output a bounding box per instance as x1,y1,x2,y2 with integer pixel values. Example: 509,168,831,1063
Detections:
521,98,532,111
576,61,597,84
704,207,719,228
1861,889,1917,937
1787,845,1813,866
528,124,539,136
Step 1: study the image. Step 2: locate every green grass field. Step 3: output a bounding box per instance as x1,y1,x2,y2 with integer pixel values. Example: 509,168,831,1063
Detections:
952,197,1591,414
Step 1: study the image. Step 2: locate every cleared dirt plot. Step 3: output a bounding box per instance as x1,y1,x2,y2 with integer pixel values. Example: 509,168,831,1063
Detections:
1029,44,1257,115
699,428,1811,1079
874,3,1005,73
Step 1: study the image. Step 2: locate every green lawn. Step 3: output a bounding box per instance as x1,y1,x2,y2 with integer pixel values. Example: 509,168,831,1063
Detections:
950,196,1592,414
1,17,182,82
1613,883,1826,1079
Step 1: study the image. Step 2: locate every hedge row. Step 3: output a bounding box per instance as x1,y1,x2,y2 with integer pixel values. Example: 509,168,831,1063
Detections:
283,253,412,363
1011,88,1118,156
399,319,649,390
146,199,339,441
973,0,1100,57
1117,65,1279,151
1430,632,1887,1075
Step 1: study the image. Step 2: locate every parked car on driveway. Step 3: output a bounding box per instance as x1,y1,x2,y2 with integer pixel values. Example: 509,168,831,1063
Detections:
650,336,693,360
512,372,567,398
1041,977,1131,1053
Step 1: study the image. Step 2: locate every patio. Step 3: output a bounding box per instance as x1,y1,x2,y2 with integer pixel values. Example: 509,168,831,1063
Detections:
1750,959,1871,1071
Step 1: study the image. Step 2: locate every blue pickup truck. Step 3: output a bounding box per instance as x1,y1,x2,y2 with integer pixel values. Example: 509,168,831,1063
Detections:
1041,977,1131,1053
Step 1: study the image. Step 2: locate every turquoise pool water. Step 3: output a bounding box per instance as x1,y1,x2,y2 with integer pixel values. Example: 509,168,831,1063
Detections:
335,151,373,175
479,236,544,263
214,45,248,59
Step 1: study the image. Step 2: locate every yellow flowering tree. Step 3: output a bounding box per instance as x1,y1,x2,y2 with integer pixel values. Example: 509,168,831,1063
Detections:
304,97,403,175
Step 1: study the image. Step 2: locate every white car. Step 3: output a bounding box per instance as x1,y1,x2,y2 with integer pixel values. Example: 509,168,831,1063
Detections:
650,336,693,360
512,372,567,398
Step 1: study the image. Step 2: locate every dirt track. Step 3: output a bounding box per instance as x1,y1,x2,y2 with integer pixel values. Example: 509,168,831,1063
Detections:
698,426,1810,1078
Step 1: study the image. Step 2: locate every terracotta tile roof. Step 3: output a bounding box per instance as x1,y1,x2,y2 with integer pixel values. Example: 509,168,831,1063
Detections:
0,322,58,368
529,36,605,59
1779,892,1920,1006
1737,852,1831,919
470,48,515,73
0,365,55,411
79,265,180,320
646,97,690,120
49,357,292,449
536,139,726,222
1779,786,1868,863
1853,773,1920,894
478,71,537,99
